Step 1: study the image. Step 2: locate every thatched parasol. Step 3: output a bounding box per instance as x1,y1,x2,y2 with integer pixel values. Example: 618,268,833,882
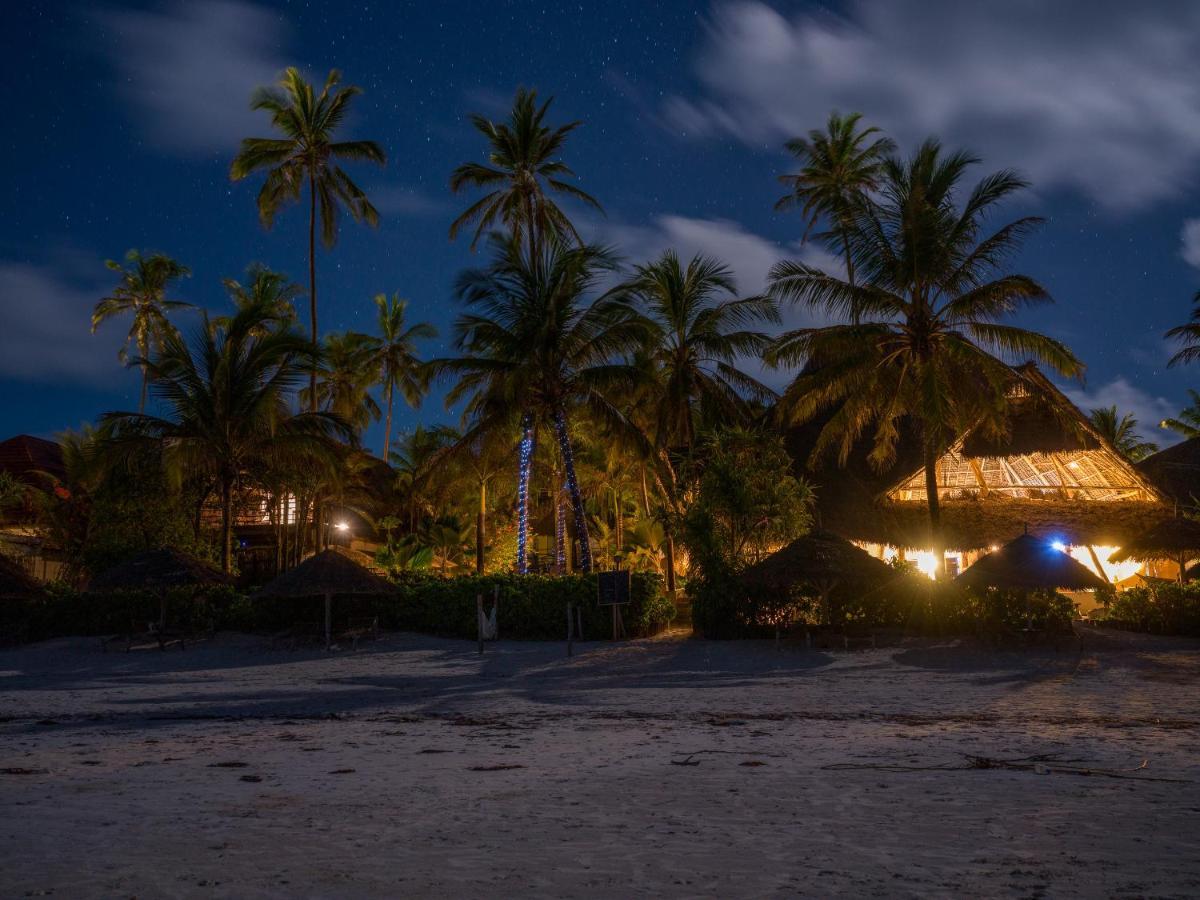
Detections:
89,548,231,592
1108,517,1200,583
956,533,1106,591
741,530,895,624
88,548,232,630
0,555,46,601
743,530,894,590
257,547,395,647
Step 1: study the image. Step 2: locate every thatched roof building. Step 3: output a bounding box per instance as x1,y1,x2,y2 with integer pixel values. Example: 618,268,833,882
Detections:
1136,437,1200,508
741,530,894,592
789,363,1169,554
88,548,232,593
956,533,1107,591
257,547,394,599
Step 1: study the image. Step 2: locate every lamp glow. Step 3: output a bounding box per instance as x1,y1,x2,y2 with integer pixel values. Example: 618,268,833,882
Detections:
1051,540,1067,553
334,521,350,532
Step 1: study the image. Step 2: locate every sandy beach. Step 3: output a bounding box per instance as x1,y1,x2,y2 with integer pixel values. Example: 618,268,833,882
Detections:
3,625,1199,898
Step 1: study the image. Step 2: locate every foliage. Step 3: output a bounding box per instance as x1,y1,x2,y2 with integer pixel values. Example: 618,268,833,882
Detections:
91,249,193,412
1159,389,1200,440
1088,405,1157,462
99,305,351,572
624,250,779,450
1092,583,1200,636
449,87,600,253
681,426,814,637
5,574,672,643
362,292,437,459
766,138,1084,572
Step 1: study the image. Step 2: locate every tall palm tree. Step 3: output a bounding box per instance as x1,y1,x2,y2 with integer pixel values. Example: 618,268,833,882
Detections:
389,425,458,532
1089,406,1158,462
443,425,514,574
766,139,1083,576
362,293,437,459
92,250,192,413
449,87,601,257
626,250,780,452
439,234,648,572
99,306,349,572
302,332,381,438
217,264,303,335
776,111,894,289
1161,390,1200,440
230,67,386,408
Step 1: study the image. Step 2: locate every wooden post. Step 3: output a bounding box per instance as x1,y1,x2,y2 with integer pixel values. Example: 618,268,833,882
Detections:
576,604,584,642
493,584,500,640
324,592,332,650
612,603,619,641
477,593,484,655
566,602,574,657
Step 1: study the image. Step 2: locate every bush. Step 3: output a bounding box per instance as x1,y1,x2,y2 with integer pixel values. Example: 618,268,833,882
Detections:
1092,583,1200,635
2,573,673,643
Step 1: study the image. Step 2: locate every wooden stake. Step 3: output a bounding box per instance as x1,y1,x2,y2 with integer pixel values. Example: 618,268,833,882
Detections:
477,594,484,655
493,584,500,640
324,592,332,650
566,602,574,657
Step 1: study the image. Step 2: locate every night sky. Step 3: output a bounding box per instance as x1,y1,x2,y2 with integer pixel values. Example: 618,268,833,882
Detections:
4,0,1200,453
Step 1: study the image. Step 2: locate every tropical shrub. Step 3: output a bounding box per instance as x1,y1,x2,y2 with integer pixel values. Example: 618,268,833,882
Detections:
3,573,672,643
1093,584,1200,635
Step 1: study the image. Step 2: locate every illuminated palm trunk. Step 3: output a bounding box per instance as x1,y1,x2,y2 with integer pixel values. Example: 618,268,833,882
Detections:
553,408,591,572
515,412,535,574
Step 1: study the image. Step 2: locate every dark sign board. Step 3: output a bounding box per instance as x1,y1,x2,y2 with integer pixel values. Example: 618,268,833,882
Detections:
597,570,631,606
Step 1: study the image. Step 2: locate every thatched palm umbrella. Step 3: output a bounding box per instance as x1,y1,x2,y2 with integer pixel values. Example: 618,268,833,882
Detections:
88,548,232,629
257,547,395,648
1108,517,1200,584
956,533,1106,592
0,555,46,601
741,529,895,624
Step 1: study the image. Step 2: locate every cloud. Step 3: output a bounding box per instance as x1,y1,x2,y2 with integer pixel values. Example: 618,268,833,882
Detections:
371,185,449,217
0,262,131,383
1181,219,1200,269
668,1,1200,209
101,1,288,155
1060,377,1182,446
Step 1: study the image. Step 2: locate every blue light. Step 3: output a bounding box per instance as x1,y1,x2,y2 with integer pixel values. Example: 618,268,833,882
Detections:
1050,540,1068,553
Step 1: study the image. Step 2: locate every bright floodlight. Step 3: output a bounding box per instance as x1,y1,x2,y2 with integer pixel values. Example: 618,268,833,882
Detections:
1051,540,1067,552
335,521,350,532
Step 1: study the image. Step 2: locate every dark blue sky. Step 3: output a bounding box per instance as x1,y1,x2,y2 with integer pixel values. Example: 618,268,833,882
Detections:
3,0,1199,453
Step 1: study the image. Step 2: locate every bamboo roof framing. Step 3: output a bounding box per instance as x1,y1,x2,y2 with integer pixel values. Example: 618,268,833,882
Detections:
889,447,1158,503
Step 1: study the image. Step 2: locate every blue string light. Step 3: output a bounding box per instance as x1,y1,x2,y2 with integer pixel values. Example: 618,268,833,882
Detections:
516,413,534,575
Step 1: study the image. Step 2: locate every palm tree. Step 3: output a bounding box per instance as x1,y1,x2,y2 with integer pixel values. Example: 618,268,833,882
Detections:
776,111,894,288
363,293,437,459
230,67,386,408
303,332,381,437
92,250,192,413
439,234,648,572
1161,390,1200,440
443,425,514,574
100,306,349,572
217,264,303,335
1089,406,1158,462
449,87,601,257
390,425,458,532
766,139,1083,576
626,250,780,452
1165,290,1200,367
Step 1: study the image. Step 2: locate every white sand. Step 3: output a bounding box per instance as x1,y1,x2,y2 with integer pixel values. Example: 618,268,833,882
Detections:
2,625,1199,898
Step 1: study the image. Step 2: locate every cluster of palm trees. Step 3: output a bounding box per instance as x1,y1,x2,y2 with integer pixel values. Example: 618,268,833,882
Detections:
81,67,1116,583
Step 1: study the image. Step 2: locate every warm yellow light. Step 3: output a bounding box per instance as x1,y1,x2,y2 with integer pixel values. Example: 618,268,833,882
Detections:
334,522,350,532
1068,545,1140,584
912,551,940,579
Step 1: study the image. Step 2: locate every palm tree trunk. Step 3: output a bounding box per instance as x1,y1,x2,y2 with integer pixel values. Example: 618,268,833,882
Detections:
307,169,318,413
554,472,566,574
923,441,944,579
516,413,535,574
476,480,486,575
383,381,394,460
664,531,677,593
554,408,591,572
139,364,149,414
639,464,651,517
841,226,859,325
220,478,233,575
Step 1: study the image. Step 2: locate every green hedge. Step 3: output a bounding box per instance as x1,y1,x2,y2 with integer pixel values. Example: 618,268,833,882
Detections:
2,572,673,644
1092,584,1200,635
